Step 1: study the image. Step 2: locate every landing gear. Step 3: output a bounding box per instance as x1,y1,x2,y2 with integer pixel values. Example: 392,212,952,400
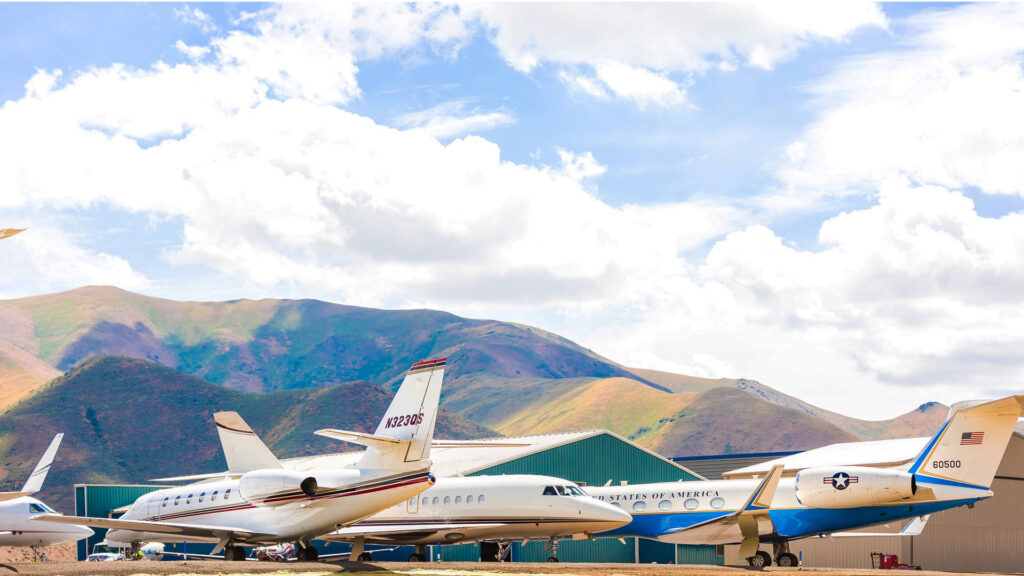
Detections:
297,544,319,562
496,541,512,562
773,541,797,567
543,536,561,562
746,550,772,567
409,544,428,562
224,545,246,562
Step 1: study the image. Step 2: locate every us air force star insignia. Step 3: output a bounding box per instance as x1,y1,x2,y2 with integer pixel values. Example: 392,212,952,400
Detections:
831,472,851,490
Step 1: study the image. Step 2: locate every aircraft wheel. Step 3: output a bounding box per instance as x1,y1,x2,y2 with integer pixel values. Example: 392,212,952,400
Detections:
776,552,798,567
408,553,426,562
747,550,771,567
225,546,246,562
547,556,559,562
298,547,319,562
357,552,373,562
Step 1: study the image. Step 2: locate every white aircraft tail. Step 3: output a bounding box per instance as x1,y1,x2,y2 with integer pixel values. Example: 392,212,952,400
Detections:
316,358,445,470
0,433,64,501
214,411,282,472
907,395,1024,489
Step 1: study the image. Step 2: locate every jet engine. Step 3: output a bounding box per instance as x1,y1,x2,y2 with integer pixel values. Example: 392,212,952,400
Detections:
238,469,319,506
795,466,916,508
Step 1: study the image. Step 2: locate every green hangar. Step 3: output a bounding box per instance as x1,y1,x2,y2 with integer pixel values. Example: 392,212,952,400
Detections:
73,429,719,564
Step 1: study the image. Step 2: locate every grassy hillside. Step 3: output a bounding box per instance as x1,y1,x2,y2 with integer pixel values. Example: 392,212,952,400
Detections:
0,356,492,513
0,286,650,405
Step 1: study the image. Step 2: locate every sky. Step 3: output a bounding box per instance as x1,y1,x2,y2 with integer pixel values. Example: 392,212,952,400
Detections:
2,2,1024,420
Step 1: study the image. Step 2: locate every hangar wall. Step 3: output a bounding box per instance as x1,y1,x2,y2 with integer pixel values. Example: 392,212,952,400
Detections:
723,433,1024,572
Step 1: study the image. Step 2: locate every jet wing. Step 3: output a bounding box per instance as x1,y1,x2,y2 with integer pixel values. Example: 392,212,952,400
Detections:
658,465,784,551
0,492,33,502
33,514,276,543
323,522,505,542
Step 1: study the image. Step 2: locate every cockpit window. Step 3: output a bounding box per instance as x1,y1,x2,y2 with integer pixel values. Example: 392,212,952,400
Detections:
28,503,51,514
543,486,557,495
566,486,585,496
555,486,567,496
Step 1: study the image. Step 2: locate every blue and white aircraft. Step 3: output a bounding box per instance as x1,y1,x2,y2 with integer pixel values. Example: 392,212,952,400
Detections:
589,395,1024,567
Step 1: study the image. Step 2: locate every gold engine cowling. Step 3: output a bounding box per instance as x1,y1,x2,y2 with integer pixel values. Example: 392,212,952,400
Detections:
795,466,916,508
238,469,319,506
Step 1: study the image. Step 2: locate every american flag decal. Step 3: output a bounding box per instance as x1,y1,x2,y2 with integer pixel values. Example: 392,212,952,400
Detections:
960,431,984,445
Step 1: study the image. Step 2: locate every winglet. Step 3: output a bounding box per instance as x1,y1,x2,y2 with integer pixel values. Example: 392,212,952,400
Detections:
214,412,282,472
21,433,63,494
742,464,784,512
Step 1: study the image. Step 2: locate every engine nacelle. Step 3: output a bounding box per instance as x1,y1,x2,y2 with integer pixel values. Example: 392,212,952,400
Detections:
238,469,318,506
795,466,916,508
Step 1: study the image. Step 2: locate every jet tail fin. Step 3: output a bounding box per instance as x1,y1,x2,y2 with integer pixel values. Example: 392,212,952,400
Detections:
907,395,1024,489
318,358,445,470
20,433,63,494
214,412,282,472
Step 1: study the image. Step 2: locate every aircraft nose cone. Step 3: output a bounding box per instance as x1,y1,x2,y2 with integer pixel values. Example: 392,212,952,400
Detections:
588,500,632,529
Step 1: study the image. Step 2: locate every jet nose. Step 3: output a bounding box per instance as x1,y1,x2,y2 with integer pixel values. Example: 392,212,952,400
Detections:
585,499,633,530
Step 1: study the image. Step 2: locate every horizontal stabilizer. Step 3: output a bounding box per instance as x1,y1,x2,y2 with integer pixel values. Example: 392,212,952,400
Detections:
0,492,33,502
829,515,931,538
315,429,403,447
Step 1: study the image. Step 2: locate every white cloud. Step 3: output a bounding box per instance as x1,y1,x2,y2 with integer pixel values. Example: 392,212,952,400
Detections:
0,226,150,298
175,40,211,60
472,2,886,105
777,3,1024,203
175,5,217,34
393,99,514,139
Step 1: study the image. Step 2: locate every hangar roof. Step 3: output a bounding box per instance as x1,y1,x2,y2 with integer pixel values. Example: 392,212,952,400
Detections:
283,429,700,479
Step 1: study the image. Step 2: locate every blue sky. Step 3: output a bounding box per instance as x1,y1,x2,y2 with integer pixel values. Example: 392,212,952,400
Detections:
2,2,1024,418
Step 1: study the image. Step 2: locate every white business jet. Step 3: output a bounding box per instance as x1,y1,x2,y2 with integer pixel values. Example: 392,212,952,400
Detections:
324,474,632,562
590,395,1024,567
38,358,447,561
0,434,93,557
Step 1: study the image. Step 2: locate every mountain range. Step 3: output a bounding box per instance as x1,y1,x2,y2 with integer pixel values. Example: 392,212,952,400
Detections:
0,286,947,512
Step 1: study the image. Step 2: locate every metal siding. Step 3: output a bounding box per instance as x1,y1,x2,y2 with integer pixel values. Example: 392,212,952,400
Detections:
471,433,699,485
516,538,636,562
437,542,479,561
677,544,723,565
75,485,168,560
638,538,675,563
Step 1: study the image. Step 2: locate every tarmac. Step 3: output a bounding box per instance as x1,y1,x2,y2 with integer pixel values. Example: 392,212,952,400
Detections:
0,561,1007,576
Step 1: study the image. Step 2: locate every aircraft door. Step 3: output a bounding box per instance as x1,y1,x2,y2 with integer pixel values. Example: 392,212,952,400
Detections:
406,495,420,514
146,496,162,521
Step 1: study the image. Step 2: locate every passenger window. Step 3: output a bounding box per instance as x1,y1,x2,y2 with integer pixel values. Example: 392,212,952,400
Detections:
432,497,439,505
610,501,622,508
455,496,462,504
212,491,218,501
162,497,168,508
186,494,193,504
199,492,205,502
543,486,557,495
443,496,451,505
478,494,485,503
174,496,181,506
422,497,429,506
467,495,474,504
710,497,725,509
633,501,647,512
659,500,672,511
684,498,699,510
225,489,231,500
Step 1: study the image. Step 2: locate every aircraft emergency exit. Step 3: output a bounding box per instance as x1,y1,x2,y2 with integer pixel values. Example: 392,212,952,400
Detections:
37,358,447,562
589,395,1024,567
0,434,93,555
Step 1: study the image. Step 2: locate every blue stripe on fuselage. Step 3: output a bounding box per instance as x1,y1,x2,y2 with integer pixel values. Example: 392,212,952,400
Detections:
600,498,986,541
769,498,985,538
599,510,734,539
